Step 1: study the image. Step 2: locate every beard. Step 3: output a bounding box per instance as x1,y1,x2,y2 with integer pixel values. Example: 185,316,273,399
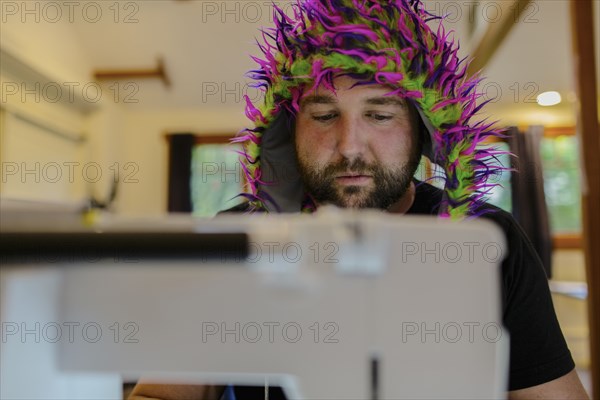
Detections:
296,151,422,210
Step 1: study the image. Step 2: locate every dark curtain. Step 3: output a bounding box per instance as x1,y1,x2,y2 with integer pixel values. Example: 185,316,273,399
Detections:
167,133,195,213
508,126,553,278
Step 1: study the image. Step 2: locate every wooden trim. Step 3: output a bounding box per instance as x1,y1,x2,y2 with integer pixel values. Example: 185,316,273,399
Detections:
570,0,600,393
164,133,236,145
424,157,433,180
94,57,171,87
194,135,235,145
543,126,576,138
481,135,506,144
553,234,583,250
480,126,576,145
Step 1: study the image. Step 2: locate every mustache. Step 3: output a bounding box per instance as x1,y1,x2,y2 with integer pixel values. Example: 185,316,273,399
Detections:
322,158,376,176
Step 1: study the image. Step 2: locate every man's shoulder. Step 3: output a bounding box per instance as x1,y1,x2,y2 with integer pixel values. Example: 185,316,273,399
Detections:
409,180,523,246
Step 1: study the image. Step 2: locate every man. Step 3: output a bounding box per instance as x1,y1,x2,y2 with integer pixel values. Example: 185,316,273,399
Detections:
131,0,589,398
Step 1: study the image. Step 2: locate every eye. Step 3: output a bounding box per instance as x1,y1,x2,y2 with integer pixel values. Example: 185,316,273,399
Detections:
365,112,394,122
312,113,338,122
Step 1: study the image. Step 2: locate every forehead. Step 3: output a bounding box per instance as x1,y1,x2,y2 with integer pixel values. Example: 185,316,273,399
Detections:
300,76,405,106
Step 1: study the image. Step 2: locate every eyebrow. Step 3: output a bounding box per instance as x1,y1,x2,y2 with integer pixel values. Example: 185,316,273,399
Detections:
300,95,337,106
365,97,407,106
300,94,407,107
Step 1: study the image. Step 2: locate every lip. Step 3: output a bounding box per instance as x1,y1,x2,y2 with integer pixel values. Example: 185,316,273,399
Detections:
335,174,372,185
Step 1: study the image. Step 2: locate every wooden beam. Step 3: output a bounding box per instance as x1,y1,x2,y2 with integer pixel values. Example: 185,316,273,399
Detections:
480,126,576,145
570,0,600,395
94,57,170,88
552,234,583,250
165,133,236,145
467,0,533,76
194,135,236,145
543,126,576,138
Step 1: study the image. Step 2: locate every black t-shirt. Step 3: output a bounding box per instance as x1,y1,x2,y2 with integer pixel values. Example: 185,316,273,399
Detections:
219,181,575,391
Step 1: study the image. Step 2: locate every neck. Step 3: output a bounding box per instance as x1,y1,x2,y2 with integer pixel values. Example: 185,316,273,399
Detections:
386,181,416,214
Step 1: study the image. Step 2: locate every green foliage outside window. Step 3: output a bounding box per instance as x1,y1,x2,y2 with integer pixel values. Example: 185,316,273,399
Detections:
191,144,244,217
540,136,582,233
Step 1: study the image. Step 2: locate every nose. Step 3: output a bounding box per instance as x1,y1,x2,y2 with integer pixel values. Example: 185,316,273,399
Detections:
336,117,366,160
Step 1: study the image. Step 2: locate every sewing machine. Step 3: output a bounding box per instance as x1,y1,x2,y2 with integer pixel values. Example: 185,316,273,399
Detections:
1,207,508,399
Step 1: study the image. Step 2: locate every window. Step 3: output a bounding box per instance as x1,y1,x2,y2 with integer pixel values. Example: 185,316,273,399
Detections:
167,133,245,216
190,143,245,217
418,131,582,238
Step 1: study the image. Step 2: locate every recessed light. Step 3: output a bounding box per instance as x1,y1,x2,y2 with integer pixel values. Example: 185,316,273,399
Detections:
537,91,562,106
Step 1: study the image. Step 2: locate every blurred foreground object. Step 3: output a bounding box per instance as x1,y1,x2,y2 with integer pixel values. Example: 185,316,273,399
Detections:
1,209,507,399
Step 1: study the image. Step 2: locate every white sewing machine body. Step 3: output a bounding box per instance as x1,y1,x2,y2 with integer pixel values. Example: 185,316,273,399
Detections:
1,209,509,399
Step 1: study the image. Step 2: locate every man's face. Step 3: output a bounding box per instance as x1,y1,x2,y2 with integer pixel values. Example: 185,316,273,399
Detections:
294,76,422,209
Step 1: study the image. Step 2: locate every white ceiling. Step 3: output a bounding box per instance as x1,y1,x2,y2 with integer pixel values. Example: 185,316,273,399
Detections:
67,0,599,125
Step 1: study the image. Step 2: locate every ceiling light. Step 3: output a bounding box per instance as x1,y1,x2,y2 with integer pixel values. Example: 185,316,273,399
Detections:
537,91,562,106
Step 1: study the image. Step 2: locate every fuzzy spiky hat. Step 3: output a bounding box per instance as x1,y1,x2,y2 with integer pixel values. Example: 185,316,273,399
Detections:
232,0,506,219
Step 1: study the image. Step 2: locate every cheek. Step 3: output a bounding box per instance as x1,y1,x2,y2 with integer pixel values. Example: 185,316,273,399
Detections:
295,121,335,163
370,126,416,162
